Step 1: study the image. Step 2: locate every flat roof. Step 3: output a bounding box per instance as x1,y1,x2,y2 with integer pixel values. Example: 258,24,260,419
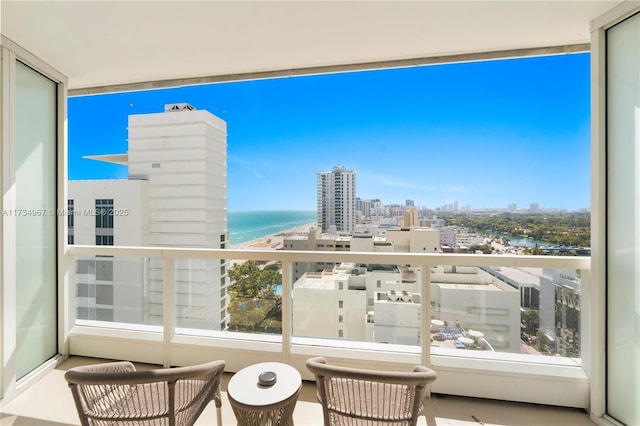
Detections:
433,283,504,292
294,273,342,290
489,267,542,286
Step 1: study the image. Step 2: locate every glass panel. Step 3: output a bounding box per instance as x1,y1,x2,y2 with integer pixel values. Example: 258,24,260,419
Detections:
174,258,231,332
607,11,640,425
431,265,581,361
175,258,279,336
231,259,281,335
290,256,583,363
292,261,420,349
15,61,57,378
74,255,161,329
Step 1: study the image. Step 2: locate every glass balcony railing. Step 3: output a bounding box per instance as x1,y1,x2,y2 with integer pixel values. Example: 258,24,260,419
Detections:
73,255,162,329
430,265,581,361
67,246,589,367
65,246,590,409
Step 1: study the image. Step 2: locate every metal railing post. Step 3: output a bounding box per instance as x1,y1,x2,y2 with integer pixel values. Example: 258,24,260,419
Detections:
163,255,176,367
420,262,432,397
281,260,292,364
420,263,432,365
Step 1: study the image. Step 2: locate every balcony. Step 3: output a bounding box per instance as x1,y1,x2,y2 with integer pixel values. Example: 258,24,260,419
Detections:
52,246,592,410
0,356,595,426
2,2,639,425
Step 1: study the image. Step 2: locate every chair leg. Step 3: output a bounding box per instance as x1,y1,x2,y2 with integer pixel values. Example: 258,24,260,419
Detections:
216,404,222,426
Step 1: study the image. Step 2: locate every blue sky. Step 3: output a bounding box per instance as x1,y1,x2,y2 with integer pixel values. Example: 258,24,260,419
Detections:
68,53,590,211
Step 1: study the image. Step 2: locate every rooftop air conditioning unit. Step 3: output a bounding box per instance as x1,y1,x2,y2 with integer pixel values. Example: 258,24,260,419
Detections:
165,103,196,112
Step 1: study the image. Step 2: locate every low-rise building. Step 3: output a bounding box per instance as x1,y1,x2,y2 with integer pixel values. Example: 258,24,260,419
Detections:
293,261,520,352
292,267,367,341
284,227,439,281
540,268,581,357
430,265,521,352
372,290,421,345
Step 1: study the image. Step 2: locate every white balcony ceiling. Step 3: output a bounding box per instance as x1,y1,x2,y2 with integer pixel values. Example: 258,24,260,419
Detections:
0,1,623,92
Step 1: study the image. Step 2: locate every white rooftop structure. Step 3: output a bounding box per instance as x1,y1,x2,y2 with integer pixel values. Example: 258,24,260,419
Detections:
293,272,341,291
485,267,542,289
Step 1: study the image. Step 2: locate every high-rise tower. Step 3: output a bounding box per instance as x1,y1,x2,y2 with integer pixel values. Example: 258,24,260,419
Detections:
70,103,229,330
317,164,356,233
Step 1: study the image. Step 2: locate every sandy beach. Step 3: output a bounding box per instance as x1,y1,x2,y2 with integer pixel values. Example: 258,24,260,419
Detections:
230,223,315,251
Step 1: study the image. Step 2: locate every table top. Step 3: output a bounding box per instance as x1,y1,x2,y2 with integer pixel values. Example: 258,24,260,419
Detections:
227,362,302,407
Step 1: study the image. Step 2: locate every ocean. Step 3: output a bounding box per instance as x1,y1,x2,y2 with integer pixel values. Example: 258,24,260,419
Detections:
228,210,316,246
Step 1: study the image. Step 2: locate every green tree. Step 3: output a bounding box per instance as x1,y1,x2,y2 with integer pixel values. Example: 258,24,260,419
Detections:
535,330,548,353
521,309,539,334
259,262,282,296
228,261,283,333
469,244,492,254
229,261,262,298
229,260,281,298
255,298,282,329
523,247,545,255
440,212,591,252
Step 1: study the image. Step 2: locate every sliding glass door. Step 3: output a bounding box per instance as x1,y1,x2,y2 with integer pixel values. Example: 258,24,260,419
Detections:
606,10,640,426
14,61,57,379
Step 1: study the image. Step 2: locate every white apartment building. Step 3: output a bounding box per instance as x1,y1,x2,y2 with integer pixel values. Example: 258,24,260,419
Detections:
317,164,356,232
286,220,515,352
438,225,471,247
430,265,521,352
69,103,230,330
353,224,382,236
385,228,440,253
372,290,422,346
292,267,367,341
293,262,519,351
292,263,420,343
439,227,456,247
455,233,484,247
70,180,149,323
284,227,439,281
484,266,541,308
420,215,445,229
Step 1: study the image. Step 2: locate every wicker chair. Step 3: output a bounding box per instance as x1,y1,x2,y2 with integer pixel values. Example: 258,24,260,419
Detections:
65,359,226,426
305,357,437,426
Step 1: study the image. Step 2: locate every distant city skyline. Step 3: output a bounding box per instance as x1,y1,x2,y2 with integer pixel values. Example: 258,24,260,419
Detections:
68,53,590,211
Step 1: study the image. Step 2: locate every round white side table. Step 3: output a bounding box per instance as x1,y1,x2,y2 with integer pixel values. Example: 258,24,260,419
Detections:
227,362,302,425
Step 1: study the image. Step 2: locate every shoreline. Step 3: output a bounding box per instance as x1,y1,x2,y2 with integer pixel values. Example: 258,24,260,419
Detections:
230,223,315,251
